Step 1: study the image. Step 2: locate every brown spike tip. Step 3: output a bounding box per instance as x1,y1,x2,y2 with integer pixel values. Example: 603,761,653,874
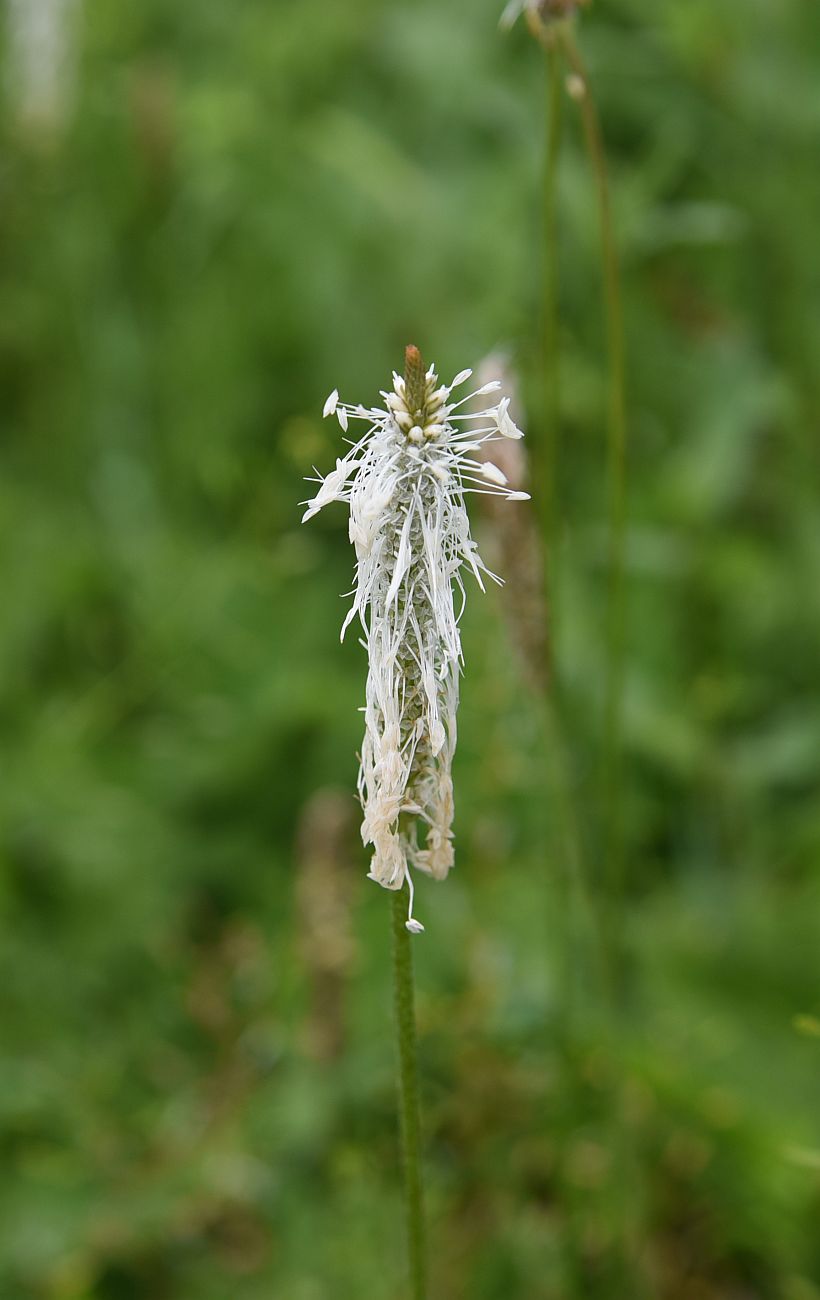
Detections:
404,344,425,415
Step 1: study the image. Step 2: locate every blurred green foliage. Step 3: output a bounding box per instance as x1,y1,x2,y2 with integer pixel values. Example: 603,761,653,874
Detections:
1,0,820,1296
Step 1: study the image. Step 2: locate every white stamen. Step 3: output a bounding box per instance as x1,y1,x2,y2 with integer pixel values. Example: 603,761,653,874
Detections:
404,869,425,933
480,461,508,486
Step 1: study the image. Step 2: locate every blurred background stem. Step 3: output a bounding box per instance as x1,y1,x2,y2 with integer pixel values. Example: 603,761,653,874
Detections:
541,38,563,617
391,889,427,1300
557,23,627,937
529,16,643,1296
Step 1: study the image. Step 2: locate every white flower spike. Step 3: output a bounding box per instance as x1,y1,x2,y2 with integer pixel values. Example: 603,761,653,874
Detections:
303,346,529,932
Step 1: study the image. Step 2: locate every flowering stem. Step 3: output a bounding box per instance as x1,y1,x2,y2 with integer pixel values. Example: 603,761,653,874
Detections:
541,39,563,581
557,23,627,922
391,888,427,1300
528,16,618,994
552,29,648,1294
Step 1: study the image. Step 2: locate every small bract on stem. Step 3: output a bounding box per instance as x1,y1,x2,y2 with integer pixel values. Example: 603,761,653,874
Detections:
303,345,528,932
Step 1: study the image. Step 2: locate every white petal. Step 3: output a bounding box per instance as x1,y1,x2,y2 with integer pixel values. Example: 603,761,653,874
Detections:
337,406,349,432
451,368,473,387
323,388,339,418
508,490,530,501
405,919,425,934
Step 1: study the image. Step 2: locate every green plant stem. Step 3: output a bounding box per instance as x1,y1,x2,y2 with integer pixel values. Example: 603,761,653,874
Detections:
542,39,563,596
529,16,622,1001
530,23,642,1296
391,889,427,1300
557,24,627,920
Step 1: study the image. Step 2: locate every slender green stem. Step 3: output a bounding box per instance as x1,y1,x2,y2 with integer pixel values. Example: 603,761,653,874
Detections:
391,889,427,1300
527,20,643,1295
558,24,627,918
540,31,596,1009
548,41,645,1292
528,15,621,997
541,39,563,599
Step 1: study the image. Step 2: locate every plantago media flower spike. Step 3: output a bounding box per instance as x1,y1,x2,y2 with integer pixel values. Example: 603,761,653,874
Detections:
303,346,528,932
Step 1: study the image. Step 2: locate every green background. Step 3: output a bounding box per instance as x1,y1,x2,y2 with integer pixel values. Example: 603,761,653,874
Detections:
2,0,819,1296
